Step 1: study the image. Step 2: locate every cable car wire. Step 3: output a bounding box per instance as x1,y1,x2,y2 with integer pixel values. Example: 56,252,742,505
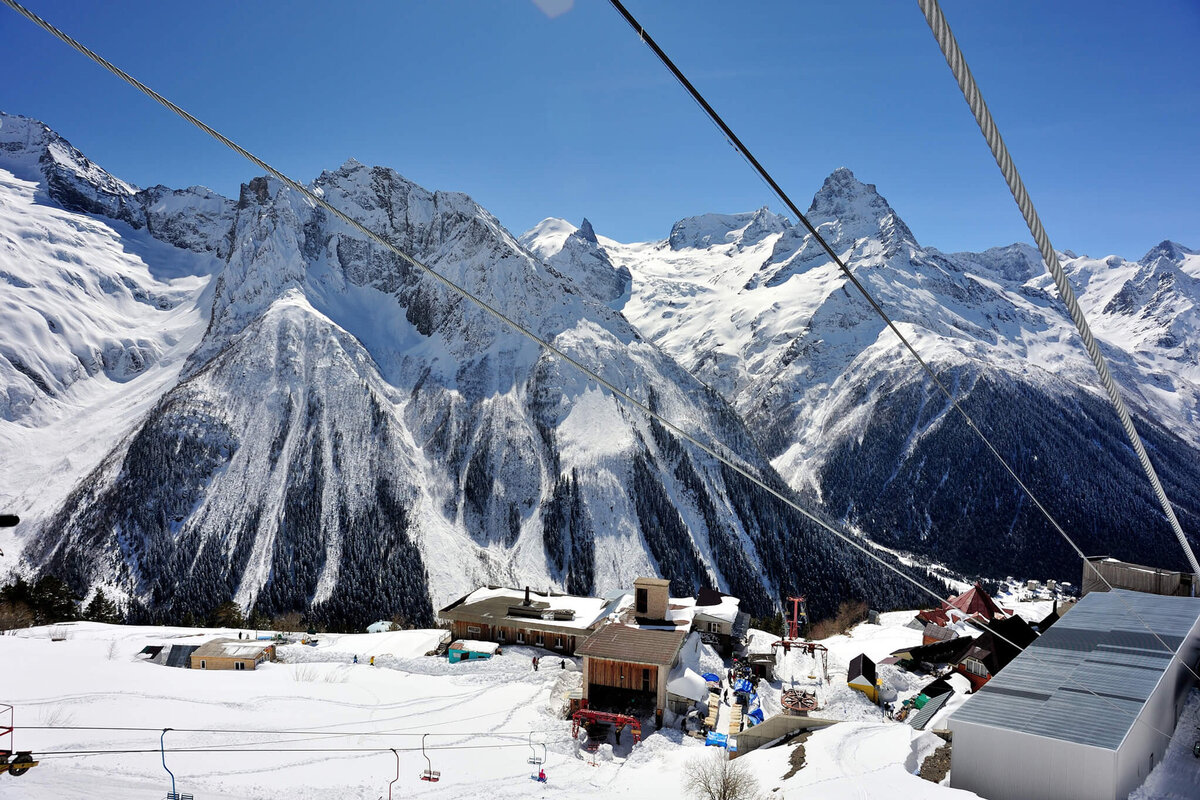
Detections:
0,0,1189,740
603,0,1200,684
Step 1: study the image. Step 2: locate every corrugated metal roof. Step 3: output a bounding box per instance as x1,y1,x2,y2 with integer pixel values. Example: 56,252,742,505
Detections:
950,589,1200,750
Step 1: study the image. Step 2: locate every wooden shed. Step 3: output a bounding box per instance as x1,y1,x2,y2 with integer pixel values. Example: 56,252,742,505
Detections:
578,624,686,728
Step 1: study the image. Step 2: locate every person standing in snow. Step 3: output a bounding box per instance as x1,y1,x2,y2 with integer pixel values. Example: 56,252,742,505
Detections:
370,656,375,666
353,654,358,664
533,656,539,671
560,659,566,669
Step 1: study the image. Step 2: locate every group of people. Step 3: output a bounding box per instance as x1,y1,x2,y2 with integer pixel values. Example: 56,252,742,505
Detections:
351,654,375,666
532,656,568,671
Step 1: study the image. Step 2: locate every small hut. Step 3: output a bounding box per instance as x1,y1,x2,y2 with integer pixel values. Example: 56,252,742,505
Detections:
847,653,878,703
448,639,500,663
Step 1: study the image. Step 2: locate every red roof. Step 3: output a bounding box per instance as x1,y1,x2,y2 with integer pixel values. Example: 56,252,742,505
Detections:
946,583,1009,622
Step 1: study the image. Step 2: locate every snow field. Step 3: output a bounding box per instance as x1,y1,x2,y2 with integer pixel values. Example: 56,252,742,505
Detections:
0,618,986,799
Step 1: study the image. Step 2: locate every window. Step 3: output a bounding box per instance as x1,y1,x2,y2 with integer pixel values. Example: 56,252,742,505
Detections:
641,668,651,692
555,636,563,649
497,629,505,642
235,661,245,671
636,588,648,614
517,631,525,644
708,621,720,633
200,660,206,670
962,658,987,678
535,632,544,646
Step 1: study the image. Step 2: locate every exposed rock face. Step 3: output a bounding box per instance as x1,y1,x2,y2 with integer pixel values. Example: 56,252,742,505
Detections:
1,113,928,627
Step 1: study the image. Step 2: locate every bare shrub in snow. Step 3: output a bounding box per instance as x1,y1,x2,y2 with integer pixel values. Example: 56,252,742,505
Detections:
292,665,319,682
39,705,75,729
0,601,33,632
47,626,70,641
683,750,761,800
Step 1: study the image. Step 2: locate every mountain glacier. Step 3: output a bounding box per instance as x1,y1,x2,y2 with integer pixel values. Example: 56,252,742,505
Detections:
1,113,933,627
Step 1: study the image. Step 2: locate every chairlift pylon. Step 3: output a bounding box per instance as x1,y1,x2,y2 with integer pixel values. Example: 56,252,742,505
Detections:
418,733,440,783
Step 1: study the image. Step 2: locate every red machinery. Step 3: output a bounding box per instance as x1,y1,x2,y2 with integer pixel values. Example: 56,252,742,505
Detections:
571,709,642,745
771,596,830,681
0,704,37,778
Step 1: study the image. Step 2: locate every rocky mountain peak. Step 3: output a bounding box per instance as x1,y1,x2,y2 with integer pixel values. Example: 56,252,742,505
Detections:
804,167,914,250
578,217,598,244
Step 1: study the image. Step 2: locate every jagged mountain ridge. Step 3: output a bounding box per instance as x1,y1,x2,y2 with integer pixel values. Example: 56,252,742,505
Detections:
529,168,1200,582
0,113,929,627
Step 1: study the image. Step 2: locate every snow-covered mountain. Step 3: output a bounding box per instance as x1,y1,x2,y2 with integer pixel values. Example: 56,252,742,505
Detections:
0,113,930,627
530,168,1200,582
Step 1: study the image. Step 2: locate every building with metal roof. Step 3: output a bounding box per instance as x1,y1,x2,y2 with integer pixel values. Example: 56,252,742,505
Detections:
947,589,1200,800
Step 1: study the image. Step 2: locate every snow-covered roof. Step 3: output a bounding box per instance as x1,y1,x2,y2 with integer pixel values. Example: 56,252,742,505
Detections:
693,595,741,624
450,639,499,654
666,666,708,702
440,586,629,631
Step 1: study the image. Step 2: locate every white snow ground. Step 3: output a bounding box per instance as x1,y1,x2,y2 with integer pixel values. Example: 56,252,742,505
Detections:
1,617,975,800
2,606,1189,799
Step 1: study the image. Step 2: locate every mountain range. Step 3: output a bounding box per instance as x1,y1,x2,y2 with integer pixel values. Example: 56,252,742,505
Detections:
2,111,1197,627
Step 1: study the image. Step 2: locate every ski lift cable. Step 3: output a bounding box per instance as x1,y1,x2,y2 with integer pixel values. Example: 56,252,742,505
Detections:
914,0,1200,667
0,0,975,646
0,0,1187,735
603,0,1200,684
916,0,1199,582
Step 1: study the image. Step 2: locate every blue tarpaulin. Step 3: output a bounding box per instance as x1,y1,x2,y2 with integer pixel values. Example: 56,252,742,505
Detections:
747,708,764,725
701,672,721,684
733,679,754,694
705,732,728,748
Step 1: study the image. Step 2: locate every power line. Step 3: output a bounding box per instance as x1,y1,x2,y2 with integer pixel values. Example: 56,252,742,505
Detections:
0,0,951,636
0,0,1185,741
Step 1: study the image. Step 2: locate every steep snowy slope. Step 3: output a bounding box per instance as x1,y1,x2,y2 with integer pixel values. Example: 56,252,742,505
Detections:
3,114,928,627
534,169,1200,581
0,116,226,559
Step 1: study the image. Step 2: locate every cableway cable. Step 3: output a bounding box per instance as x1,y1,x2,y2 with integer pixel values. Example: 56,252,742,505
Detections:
916,0,1199,580
604,0,1200,684
0,0,1190,741
914,0,1200,674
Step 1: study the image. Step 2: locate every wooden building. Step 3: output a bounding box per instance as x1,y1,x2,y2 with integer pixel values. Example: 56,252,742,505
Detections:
438,586,626,656
1081,556,1197,598
578,624,687,728
189,639,275,671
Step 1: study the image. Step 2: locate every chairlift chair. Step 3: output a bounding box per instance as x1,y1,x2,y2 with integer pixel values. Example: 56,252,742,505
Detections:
527,733,548,782
418,734,440,782
527,732,546,765
160,728,193,799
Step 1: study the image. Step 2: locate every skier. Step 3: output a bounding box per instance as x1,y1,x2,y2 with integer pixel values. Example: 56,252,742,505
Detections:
370,656,375,666
353,654,358,664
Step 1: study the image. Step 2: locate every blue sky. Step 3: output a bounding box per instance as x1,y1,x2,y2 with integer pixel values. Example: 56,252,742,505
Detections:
1,0,1196,259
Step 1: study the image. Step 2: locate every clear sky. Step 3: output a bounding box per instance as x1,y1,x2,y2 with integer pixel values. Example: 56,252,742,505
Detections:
1,0,1197,259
